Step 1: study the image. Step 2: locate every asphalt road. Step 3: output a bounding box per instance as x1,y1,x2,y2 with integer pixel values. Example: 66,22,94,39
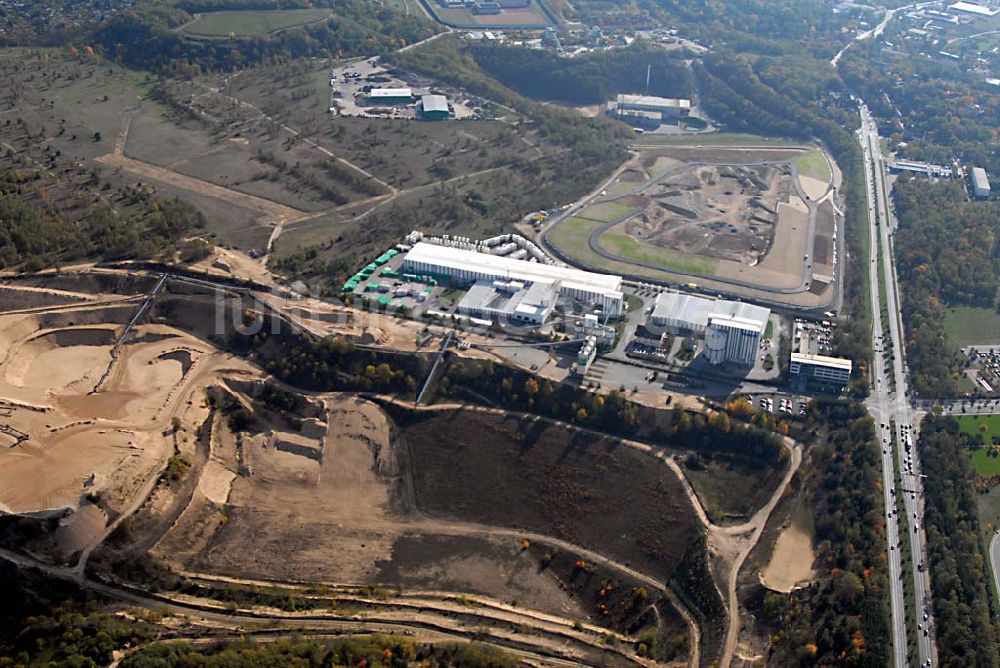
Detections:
860,104,936,667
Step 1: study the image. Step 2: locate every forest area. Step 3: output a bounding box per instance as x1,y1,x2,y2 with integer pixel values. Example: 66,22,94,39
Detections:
0,170,207,271
756,399,891,667
840,41,1000,175
892,180,1000,397
918,415,1000,666
468,42,692,106
88,0,439,77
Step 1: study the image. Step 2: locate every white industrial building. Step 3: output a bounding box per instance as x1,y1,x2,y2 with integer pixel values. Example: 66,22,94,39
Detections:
948,1,1000,16
649,292,769,366
790,352,852,386
972,167,991,199
616,94,691,118
403,242,624,317
368,88,413,103
455,279,558,325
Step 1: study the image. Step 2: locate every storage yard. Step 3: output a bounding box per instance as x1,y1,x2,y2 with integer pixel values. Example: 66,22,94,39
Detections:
328,59,481,120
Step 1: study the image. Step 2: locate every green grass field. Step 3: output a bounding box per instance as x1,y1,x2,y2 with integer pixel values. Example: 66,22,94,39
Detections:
547,216,604,261
958,414,1000,476
183,9,331,37
630,132,805,148
792,149,831,183
599,232,716,275
576,201,637,223
944,306,1000,347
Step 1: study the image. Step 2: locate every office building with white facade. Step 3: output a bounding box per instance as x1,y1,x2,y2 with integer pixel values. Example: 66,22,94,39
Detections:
789,352,853,386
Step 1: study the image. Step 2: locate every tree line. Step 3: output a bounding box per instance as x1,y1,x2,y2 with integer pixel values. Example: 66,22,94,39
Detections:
0,169,206,271
469,42,693,106
918,414,1000,666
757,398,891,666
86,0,439,77
892,180,1000,397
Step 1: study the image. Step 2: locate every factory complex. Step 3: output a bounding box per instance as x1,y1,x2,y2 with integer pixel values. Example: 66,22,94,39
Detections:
609,94,692,129
648,292,770,367
402,241,625,318
338,230,855,401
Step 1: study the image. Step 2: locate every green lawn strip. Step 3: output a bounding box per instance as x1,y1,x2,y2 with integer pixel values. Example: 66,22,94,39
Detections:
630,132,805,147
184,9,331,37
599,232,716,276
944,306,1000,347
547,216,605,261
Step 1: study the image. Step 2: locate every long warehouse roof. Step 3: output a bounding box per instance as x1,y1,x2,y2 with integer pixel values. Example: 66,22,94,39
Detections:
404,242,623,296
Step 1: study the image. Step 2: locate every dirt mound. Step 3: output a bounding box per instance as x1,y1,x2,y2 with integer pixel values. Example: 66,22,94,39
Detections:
0,286,89,312
396,408,700,584
45,327,118,348
7,272,157,296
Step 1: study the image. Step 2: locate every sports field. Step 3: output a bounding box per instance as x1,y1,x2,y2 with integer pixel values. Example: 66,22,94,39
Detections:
944,306,1000,347
183,9,331,36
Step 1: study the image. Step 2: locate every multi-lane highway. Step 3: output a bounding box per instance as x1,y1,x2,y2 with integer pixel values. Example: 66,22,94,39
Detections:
860,104,936,668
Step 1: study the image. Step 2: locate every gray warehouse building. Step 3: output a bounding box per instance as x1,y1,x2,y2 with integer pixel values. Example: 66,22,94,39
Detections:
648,292,769,367
456,279,558,325
971,167,991,199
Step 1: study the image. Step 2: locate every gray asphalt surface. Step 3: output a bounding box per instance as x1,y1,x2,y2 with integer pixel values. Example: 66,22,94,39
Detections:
861,103,936,668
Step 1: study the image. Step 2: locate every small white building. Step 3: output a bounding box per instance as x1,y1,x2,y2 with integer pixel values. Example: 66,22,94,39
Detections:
368,88,413,104
971,167,991,199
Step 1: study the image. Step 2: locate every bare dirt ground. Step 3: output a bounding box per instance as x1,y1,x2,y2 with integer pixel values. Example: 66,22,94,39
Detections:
610,162,808,289
154,394,638,621
622,164,789,267
760,524,815,593
798,175,828,201
0,293,254,557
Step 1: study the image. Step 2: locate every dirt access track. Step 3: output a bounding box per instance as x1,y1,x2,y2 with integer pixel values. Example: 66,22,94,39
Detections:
542,144,843,311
